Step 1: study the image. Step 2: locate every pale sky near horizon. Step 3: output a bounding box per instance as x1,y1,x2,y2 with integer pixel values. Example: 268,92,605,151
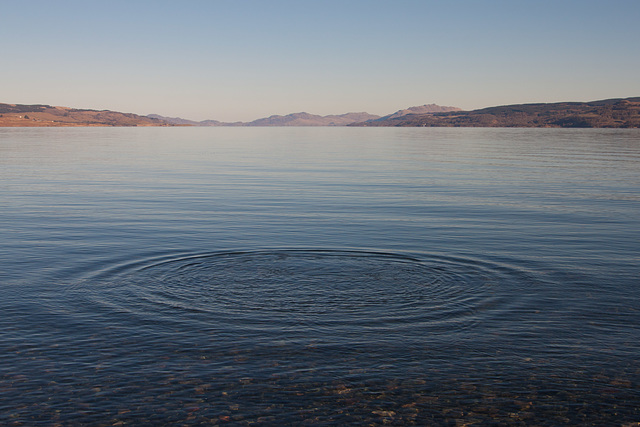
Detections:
2,0,639,122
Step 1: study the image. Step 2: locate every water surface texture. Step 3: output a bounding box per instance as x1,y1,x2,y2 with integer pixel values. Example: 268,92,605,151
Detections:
1,127,639,425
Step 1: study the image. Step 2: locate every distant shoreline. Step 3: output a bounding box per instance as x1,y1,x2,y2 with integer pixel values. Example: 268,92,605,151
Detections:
2,98,639,128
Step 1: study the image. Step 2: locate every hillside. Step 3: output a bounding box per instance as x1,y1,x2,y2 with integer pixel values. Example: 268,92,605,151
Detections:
352,98,640,128
375,104,461,121
0,104,171,127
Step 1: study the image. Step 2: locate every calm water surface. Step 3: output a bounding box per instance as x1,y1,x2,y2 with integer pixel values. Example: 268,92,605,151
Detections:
1,127,639,425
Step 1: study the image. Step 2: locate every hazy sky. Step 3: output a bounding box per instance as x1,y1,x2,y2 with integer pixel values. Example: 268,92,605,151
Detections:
2,0,639,121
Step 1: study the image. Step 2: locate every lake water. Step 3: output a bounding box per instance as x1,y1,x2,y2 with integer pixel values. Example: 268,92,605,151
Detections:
1,127,639,425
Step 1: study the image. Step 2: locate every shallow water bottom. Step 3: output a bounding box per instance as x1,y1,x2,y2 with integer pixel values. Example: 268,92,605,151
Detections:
3,250,639,425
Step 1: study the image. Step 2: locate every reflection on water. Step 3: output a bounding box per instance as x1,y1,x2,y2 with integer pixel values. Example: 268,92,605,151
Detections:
1,127,639,424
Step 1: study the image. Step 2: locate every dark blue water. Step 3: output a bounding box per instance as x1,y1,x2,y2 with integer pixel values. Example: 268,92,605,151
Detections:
1,127,639,425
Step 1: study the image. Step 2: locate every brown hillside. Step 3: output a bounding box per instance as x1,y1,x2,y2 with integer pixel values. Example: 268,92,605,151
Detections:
0,104,171,127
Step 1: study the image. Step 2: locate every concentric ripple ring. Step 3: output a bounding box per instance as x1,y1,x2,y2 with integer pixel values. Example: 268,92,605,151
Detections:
64,249,534,344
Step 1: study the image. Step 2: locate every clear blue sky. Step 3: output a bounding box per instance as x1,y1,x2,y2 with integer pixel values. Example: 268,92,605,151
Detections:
2,0,639,121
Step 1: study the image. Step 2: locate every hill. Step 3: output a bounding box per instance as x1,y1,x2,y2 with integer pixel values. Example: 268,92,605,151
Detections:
352,98,640,128
0,104,171,127
375,104,461,121
146,114,236,126
245,112,380,126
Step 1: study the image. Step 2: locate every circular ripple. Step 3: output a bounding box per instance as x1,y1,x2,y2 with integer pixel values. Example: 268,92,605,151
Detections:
68,249,531,343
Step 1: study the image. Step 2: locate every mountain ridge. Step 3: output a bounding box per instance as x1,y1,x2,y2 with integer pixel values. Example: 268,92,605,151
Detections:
148,111,381,127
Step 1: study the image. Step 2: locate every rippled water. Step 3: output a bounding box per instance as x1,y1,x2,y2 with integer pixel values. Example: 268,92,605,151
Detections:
1,127,639,424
